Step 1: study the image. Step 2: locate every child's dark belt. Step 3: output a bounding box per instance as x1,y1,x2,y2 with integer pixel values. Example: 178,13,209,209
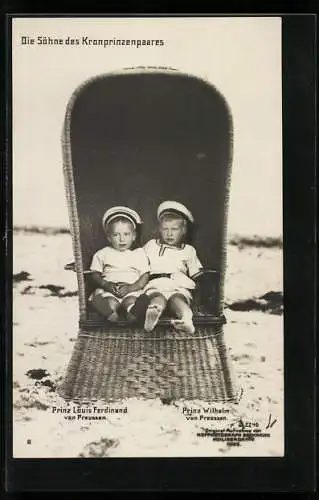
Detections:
149,273,172,281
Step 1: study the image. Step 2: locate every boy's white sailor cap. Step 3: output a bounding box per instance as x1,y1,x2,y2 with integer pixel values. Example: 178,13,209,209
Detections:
157,201,194,224
102,206,142,230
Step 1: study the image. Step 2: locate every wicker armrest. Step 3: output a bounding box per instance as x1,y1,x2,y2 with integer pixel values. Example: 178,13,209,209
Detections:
64,261,76,271
64,262,95,275
192,268,220,315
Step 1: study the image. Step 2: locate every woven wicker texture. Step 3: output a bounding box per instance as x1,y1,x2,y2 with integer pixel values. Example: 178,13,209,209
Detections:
59,324,238,402
62,69,233,319
60,68,237,402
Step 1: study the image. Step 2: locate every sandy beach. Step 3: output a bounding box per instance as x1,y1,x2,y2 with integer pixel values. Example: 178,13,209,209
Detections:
12,231,284,458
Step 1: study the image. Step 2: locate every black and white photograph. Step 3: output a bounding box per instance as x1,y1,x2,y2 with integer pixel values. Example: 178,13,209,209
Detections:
12,16,284,458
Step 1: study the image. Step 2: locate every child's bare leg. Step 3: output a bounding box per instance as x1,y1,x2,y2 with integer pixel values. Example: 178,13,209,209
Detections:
91,294,120,322
168,293,195,334
144,293,167,332
122,296,138,323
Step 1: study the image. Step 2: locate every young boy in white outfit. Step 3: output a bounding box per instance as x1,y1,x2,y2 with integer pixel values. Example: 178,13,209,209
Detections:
143,201,203,334
89,206,150,322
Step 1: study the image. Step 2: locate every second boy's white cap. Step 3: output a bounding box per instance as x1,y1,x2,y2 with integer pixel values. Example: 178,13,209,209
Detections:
102,206,143,231
157,201,194,224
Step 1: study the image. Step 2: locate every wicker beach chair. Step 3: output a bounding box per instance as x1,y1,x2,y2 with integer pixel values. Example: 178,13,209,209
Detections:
59,68,238,403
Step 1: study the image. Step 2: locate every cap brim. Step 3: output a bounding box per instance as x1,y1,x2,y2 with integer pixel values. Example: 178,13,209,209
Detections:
157,201,194,223
102,206,143,230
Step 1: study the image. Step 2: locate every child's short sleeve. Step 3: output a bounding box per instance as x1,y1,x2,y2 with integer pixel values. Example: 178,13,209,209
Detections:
90,250,104,273
187,246,203,278
143,239,154,258
135,248,150,275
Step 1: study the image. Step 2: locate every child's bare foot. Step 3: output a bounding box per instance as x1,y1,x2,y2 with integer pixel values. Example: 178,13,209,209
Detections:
144,304,163,332
171,317,195,334
124,303,137,323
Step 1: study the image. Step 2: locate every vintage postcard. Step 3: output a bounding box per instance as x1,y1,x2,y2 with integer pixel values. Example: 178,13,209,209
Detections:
12,16,284,458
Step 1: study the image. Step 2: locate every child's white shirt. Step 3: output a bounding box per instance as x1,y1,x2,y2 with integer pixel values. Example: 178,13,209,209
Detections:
90,246,149,284
143,239,202,278
143,239,203,299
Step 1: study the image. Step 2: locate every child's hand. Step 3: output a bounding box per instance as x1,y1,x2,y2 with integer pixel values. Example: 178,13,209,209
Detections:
106,282,121,296
116,283,133,298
